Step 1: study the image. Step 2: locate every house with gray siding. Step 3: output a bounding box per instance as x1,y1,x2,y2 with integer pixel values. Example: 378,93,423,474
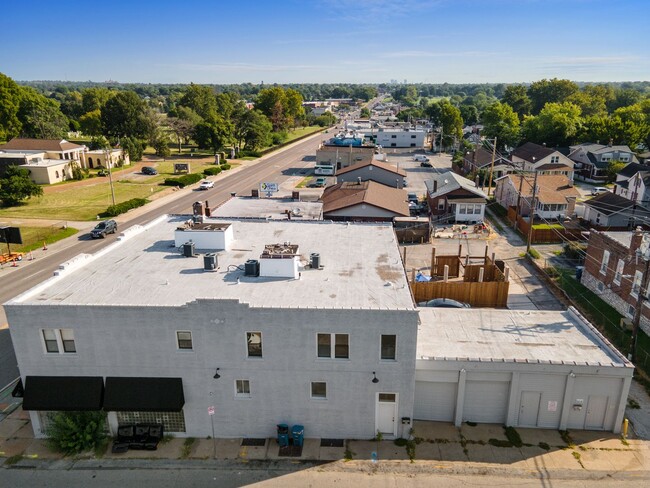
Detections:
336,159,407,188
6,216,418,440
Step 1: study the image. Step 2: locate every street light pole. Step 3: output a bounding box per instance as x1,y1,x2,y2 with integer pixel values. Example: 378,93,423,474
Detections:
487,137,497,197
526,170,538,254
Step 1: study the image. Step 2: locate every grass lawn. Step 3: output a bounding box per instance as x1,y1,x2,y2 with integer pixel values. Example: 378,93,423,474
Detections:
4,226,79,253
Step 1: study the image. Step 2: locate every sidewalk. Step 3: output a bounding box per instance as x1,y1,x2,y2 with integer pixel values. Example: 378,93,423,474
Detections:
1,411,648,479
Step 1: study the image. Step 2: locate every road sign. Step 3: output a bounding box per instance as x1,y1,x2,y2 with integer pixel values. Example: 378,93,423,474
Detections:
208,406,215,416
260,182,279,193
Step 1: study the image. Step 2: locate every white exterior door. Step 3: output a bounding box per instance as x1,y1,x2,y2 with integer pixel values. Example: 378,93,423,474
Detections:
376,393,397,437
519,391,542,427
585,396,608,430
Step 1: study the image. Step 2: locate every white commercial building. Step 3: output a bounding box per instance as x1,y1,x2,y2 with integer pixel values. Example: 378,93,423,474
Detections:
373,128,426,148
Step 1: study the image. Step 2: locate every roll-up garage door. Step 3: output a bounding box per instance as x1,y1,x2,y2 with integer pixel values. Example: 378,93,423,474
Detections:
463,381,509,423
414,381,457,422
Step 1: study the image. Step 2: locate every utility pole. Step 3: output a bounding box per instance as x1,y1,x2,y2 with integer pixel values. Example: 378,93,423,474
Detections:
514,173,525,230
105,148,116,207
631,236,650,362
487,137,497,197
526,170,538,254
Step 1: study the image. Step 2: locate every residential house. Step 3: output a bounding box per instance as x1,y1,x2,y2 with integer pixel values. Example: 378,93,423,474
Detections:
336,159,407,189
7,217,419,440
510,142,574,180
494,174,580,220
425,171,487,223
582,192,650,229
460,146,518,180
581,228,650,335
569,143,637,182
614,163,650,206
321,180,409,221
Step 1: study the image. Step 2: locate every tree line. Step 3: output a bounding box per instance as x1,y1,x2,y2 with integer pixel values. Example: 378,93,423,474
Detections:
391,79,650,151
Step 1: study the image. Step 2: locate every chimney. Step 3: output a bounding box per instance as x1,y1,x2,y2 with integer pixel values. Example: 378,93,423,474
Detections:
433,179,438,193
474,175,479,188
608,138,613,147
357,176,362,185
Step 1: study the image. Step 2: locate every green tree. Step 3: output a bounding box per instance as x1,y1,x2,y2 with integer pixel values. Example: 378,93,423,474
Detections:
313,112,337,127
234,109,272,150
527,78,579,114
0,165,43,207
502,85,532,120
101,91,149,139
565,90,607,118
194,116,233,152
522,102,583,147
606,160,626,183
608,88,642,112
179,83,219,122
89,135,110,150
79,109,103,136
0,72,23,140
120,136,144,162
608,104,650,148
360,107,371,118
59,91,84,120
17,87,69,139
481,101,520,149
438,100,463,148
81,87,114,113
459,105,479,126
152,130,172,158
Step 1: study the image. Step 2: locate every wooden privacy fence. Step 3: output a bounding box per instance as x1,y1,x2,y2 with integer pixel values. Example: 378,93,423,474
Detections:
464,263,504,282
411,280,510,308
506,207,582,244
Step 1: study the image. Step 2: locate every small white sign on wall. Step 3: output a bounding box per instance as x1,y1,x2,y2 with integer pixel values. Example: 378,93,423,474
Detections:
547,401,558,412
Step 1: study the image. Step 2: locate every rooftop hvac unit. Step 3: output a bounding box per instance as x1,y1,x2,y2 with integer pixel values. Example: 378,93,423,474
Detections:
203,253,217,271
620,318,633,331
183,241,195,257
310,253,321,269
245,259,260,277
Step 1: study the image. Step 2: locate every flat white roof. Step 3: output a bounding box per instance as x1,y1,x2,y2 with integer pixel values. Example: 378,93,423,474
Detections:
417,308,631,367
211,197,323,220
21,158,71,168
10,216,414,310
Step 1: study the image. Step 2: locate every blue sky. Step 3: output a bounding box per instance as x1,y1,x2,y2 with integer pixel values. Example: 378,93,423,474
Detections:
1,0,648,83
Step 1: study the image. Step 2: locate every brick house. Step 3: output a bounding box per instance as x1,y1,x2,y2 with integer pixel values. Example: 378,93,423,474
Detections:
581,228,650,335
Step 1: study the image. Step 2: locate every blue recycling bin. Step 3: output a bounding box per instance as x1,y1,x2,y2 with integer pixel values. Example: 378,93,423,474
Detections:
291,424,304,447
277,424,289,447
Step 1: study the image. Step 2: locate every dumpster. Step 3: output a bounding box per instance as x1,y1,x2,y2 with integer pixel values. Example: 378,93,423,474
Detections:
277,424,289,447
291,424,304,447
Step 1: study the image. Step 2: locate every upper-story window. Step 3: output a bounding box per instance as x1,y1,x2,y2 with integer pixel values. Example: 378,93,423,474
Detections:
614,259,625,284
381,335,396,360
600,250,610,275
631,270,643,297
550,156,559,163
176,331,193,350
42,328,76,354
317,333,349,359
246,332,263,358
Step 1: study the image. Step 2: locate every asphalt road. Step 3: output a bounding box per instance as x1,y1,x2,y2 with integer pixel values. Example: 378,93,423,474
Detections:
3,467,646,488
0,130,328,389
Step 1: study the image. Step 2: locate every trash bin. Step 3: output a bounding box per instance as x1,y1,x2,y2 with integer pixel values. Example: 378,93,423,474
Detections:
291,424,304,447
277,424,289,447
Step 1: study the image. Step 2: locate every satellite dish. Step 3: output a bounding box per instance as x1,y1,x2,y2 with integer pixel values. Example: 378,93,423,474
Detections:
292,208,302,216
444,179,449,185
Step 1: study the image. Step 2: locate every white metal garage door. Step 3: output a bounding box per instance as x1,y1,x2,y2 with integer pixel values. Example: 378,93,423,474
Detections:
414,381,457,422
463,381,509,423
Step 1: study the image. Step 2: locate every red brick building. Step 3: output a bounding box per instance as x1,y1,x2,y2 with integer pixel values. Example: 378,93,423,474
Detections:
581,227,650,335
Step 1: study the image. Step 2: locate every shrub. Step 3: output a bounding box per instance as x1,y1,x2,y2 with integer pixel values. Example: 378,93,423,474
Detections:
488,438,513,448
46,411,107,455
103,197,148,217
220,163,231,171
163,173,203,188
239,150,261,158
271,131,288,145
527,248,541,259
394,438,408,447
203,167,222,176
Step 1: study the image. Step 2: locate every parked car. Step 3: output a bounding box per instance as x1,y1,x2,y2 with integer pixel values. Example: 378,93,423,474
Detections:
309,177,327,188
198,180,214,190
591,187,610,196
141,166,158,175
414,155,430,163
417,298,471,308
97,169,108,176
420,161,433,168
407,192,419,203
91,220,117,239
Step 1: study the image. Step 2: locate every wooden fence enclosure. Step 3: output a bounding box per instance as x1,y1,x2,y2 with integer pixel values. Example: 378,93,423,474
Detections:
411,280,510,308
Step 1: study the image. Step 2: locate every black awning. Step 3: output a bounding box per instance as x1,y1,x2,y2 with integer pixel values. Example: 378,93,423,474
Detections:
103,377,185,412
22,376,104,411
